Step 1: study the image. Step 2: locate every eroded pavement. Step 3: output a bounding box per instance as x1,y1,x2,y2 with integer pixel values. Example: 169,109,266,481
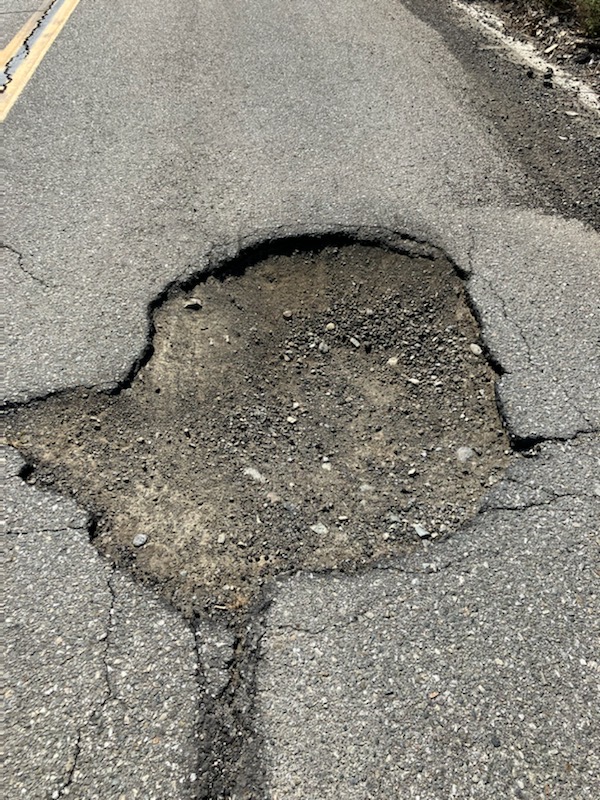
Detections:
2,0,599,797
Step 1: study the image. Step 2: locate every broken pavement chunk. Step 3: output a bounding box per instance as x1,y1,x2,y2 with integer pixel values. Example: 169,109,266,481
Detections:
412,523,430,539
184,298,202,310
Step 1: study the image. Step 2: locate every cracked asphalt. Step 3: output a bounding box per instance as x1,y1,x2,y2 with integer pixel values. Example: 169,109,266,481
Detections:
2,0,599,797
260,437,599,799
3,449,200,799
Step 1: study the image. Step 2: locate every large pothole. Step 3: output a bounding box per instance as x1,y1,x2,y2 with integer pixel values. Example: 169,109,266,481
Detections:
6,242,510,617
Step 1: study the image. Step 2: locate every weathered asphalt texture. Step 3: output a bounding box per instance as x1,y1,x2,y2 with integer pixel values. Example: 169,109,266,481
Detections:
259,436,599,799
2,0,599,797
3,448,201,799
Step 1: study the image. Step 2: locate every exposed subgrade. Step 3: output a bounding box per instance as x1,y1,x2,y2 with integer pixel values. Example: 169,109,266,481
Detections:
6,233,587,798
5,239,512,617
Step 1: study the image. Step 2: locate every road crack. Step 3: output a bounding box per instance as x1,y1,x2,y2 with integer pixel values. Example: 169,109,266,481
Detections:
193,608,269,799
54,730,81,799
5,524,87,535
1,0,60,90
48,566,117,797
483,491,585,513
475,274,533,367
97,567,118,707
1,243,51,288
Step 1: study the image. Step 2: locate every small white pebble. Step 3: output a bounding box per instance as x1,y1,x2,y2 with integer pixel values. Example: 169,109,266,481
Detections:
457,446,476,463
310,522,329,535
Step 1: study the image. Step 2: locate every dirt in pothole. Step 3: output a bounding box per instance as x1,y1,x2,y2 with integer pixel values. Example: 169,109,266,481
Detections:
5,244,510,617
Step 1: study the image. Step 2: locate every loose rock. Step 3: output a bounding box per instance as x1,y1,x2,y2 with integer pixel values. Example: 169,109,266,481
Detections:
243,467,266,483
310,522,329,536
412,523,430,539
7,243,510,615
184,298,202,310
132,533,148,547
457,446,476,463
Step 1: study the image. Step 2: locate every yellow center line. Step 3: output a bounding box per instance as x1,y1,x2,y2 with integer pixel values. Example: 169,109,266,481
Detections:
1,0,82,122
0,10,44,67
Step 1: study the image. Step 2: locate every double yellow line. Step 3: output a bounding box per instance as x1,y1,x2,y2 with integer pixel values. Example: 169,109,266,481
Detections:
1,0,81,122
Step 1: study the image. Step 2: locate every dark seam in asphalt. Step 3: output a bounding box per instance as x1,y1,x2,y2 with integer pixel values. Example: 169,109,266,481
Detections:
191,604,270,799
100,567,118,702
474,274,533,366
53,566,116,795
56,729,81,797
483,493,589,513
5,526,87,535
502,472,595,494
1,0,59,89
511,427,600,450
1,243,51,289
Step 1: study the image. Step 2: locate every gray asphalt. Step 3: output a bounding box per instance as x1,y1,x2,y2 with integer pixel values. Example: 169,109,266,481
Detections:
0,1,42,51
3,448,200,798
259,437,599,799
3,0,599,797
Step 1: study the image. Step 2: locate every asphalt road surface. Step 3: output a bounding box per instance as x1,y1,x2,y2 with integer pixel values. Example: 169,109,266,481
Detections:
3,1,599,798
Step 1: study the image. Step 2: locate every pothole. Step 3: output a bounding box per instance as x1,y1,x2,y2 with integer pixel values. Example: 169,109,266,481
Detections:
5,242,510,617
